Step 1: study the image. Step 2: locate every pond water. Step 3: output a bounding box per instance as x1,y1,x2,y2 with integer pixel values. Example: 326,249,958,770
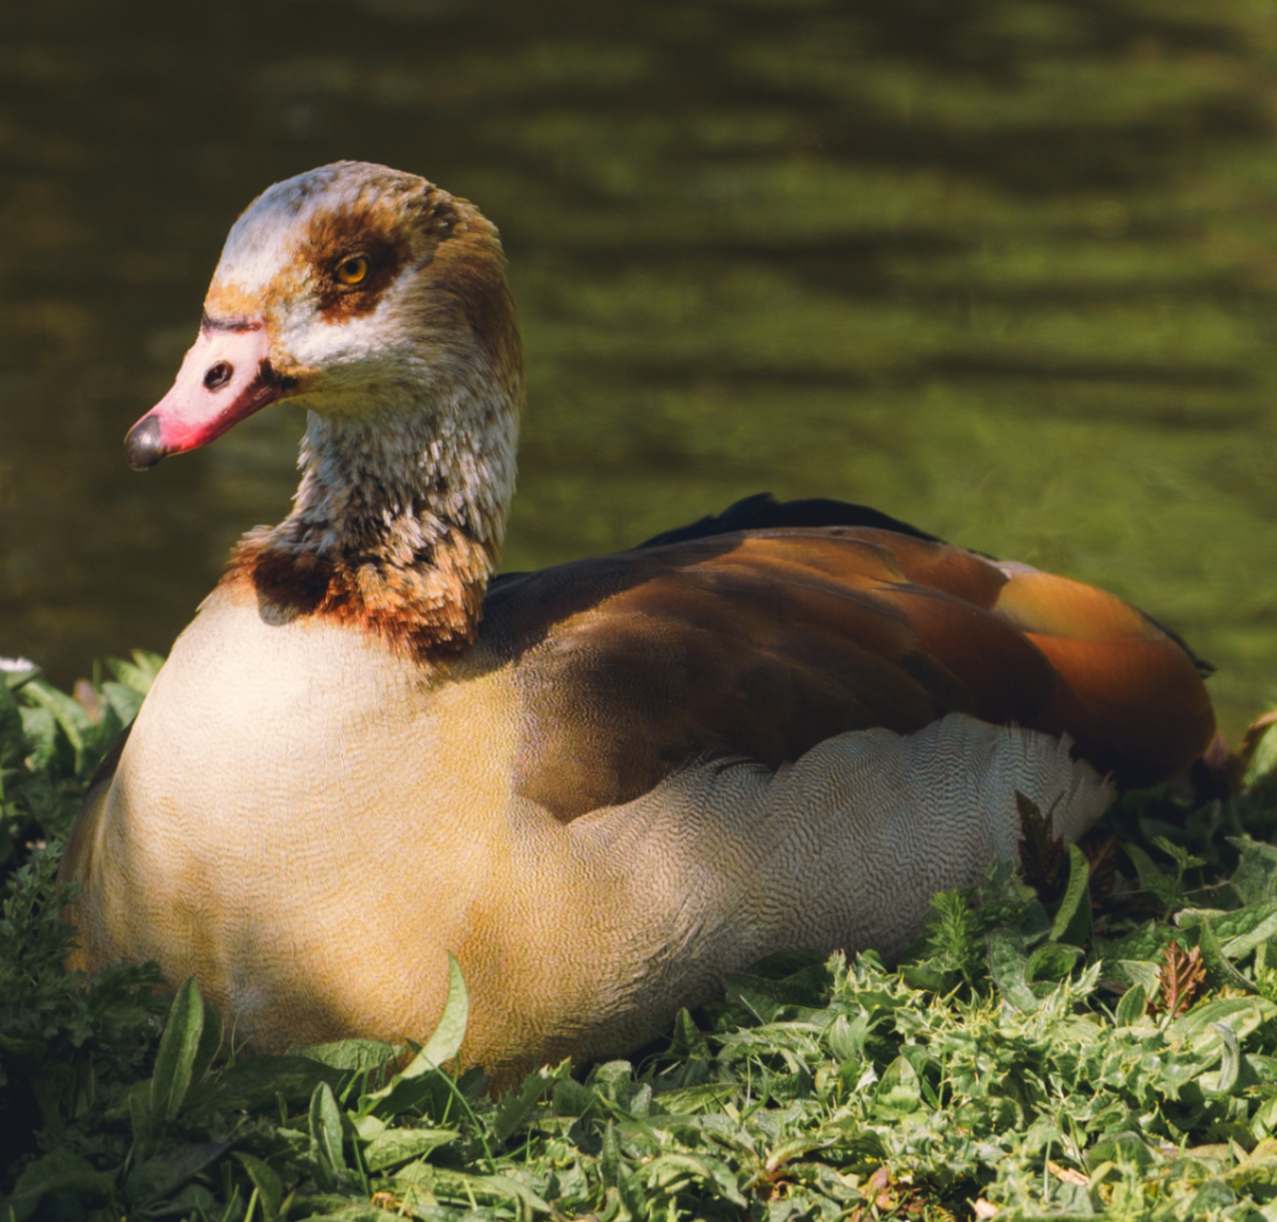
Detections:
1,0,1274,736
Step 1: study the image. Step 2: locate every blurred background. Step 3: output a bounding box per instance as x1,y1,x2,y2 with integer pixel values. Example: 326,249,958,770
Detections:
0,0,1274,737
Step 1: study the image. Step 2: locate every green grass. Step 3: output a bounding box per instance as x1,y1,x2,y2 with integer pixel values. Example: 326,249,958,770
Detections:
3,661,1277,1220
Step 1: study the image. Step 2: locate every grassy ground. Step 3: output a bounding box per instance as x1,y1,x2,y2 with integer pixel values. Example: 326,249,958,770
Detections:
3,661,1277,1220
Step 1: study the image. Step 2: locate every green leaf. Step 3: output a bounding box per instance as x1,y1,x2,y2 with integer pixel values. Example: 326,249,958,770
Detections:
899,961,956,993
826,1011,874,1062
467,1172,553,1215
601,1119,622,1187
192,995,223,1084
309,1080,348,1188
1230,1137,1277,1190
1116,958,1162,994
3,1149,114,1222
385,954,467,1083
1231,838,1277,906
1186,1179,1238,1214
394,1168,551,1215
1168,997,1277,1057
235,1152,284,1222
20,680,91,769
126,1080,151,1148
1176,901,1277,959
100,680,145,728
418,954,468,1068
360,955,468,1117
1123,843,1180,909
288,1205,389,1221
362,1127,459,1172
20,705,59,770
617,1160,647,1218
1050,845,1093,946
643,1152,748,1208
1087,1132,1154,1174
1027,941,1084,983
1151,834,1205,877
107,650,164,695
1114,985,1148,1027
188,1054,346,1113
1196,918,1257,994
874,1054,923,1118
125,1142,228,1208
551,1075,594,1117
148,977,206,1129
491,1069,550,1144
300,1039,400,1072
0,681,23,758
1242,715,1277,790
1205,1021,1242,1096
988,928,1039,1012
1228,906,1277,962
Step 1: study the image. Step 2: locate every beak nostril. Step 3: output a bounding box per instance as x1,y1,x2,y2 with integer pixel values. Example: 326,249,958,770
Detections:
204,361,233,391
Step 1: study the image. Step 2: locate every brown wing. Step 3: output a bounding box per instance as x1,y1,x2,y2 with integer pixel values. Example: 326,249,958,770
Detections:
479,520,1214,820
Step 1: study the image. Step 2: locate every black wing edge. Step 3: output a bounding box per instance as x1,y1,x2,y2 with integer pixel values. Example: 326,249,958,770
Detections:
634,492,943,549
1136,610,1215,677
487,492,941,594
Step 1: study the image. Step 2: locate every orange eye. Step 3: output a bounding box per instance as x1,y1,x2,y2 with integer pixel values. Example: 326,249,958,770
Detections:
335,254,369,286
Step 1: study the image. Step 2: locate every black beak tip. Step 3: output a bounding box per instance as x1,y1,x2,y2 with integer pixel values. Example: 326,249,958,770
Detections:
124,416,167,470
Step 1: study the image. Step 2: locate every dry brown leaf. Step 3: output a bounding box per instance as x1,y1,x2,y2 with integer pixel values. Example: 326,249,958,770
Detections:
1155,942,1206,1018
1046,1159,1089,1186
1017,791,1066,897
72,678,103,724
1239,710,1277,792
1083,834,1120,902
1241,710,1277,763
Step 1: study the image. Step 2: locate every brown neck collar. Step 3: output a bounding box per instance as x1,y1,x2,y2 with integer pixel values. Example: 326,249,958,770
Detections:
220,382,517,659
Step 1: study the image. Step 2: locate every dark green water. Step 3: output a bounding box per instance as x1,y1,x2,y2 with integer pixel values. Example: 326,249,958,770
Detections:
2,0,1274,736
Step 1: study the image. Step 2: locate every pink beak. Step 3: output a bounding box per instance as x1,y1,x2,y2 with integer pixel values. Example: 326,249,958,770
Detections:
124,320,296,469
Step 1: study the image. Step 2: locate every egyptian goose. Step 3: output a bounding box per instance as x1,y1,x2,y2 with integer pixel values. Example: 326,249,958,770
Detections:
61,162,1215,1078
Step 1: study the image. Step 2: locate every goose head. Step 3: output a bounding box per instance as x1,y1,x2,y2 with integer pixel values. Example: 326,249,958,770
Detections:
124,163,526,654
126,161,522,472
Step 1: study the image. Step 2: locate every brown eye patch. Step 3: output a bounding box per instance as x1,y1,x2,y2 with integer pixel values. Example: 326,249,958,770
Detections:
303,204,413,322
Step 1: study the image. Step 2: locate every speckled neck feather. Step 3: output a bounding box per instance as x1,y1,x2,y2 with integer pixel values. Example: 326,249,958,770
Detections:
227,383,516,656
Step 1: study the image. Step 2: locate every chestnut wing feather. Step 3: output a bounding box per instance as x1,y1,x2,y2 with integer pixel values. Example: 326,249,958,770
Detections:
479,525,1215,821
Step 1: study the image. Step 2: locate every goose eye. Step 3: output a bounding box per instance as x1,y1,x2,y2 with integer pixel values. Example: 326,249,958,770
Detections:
335,254,369,286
